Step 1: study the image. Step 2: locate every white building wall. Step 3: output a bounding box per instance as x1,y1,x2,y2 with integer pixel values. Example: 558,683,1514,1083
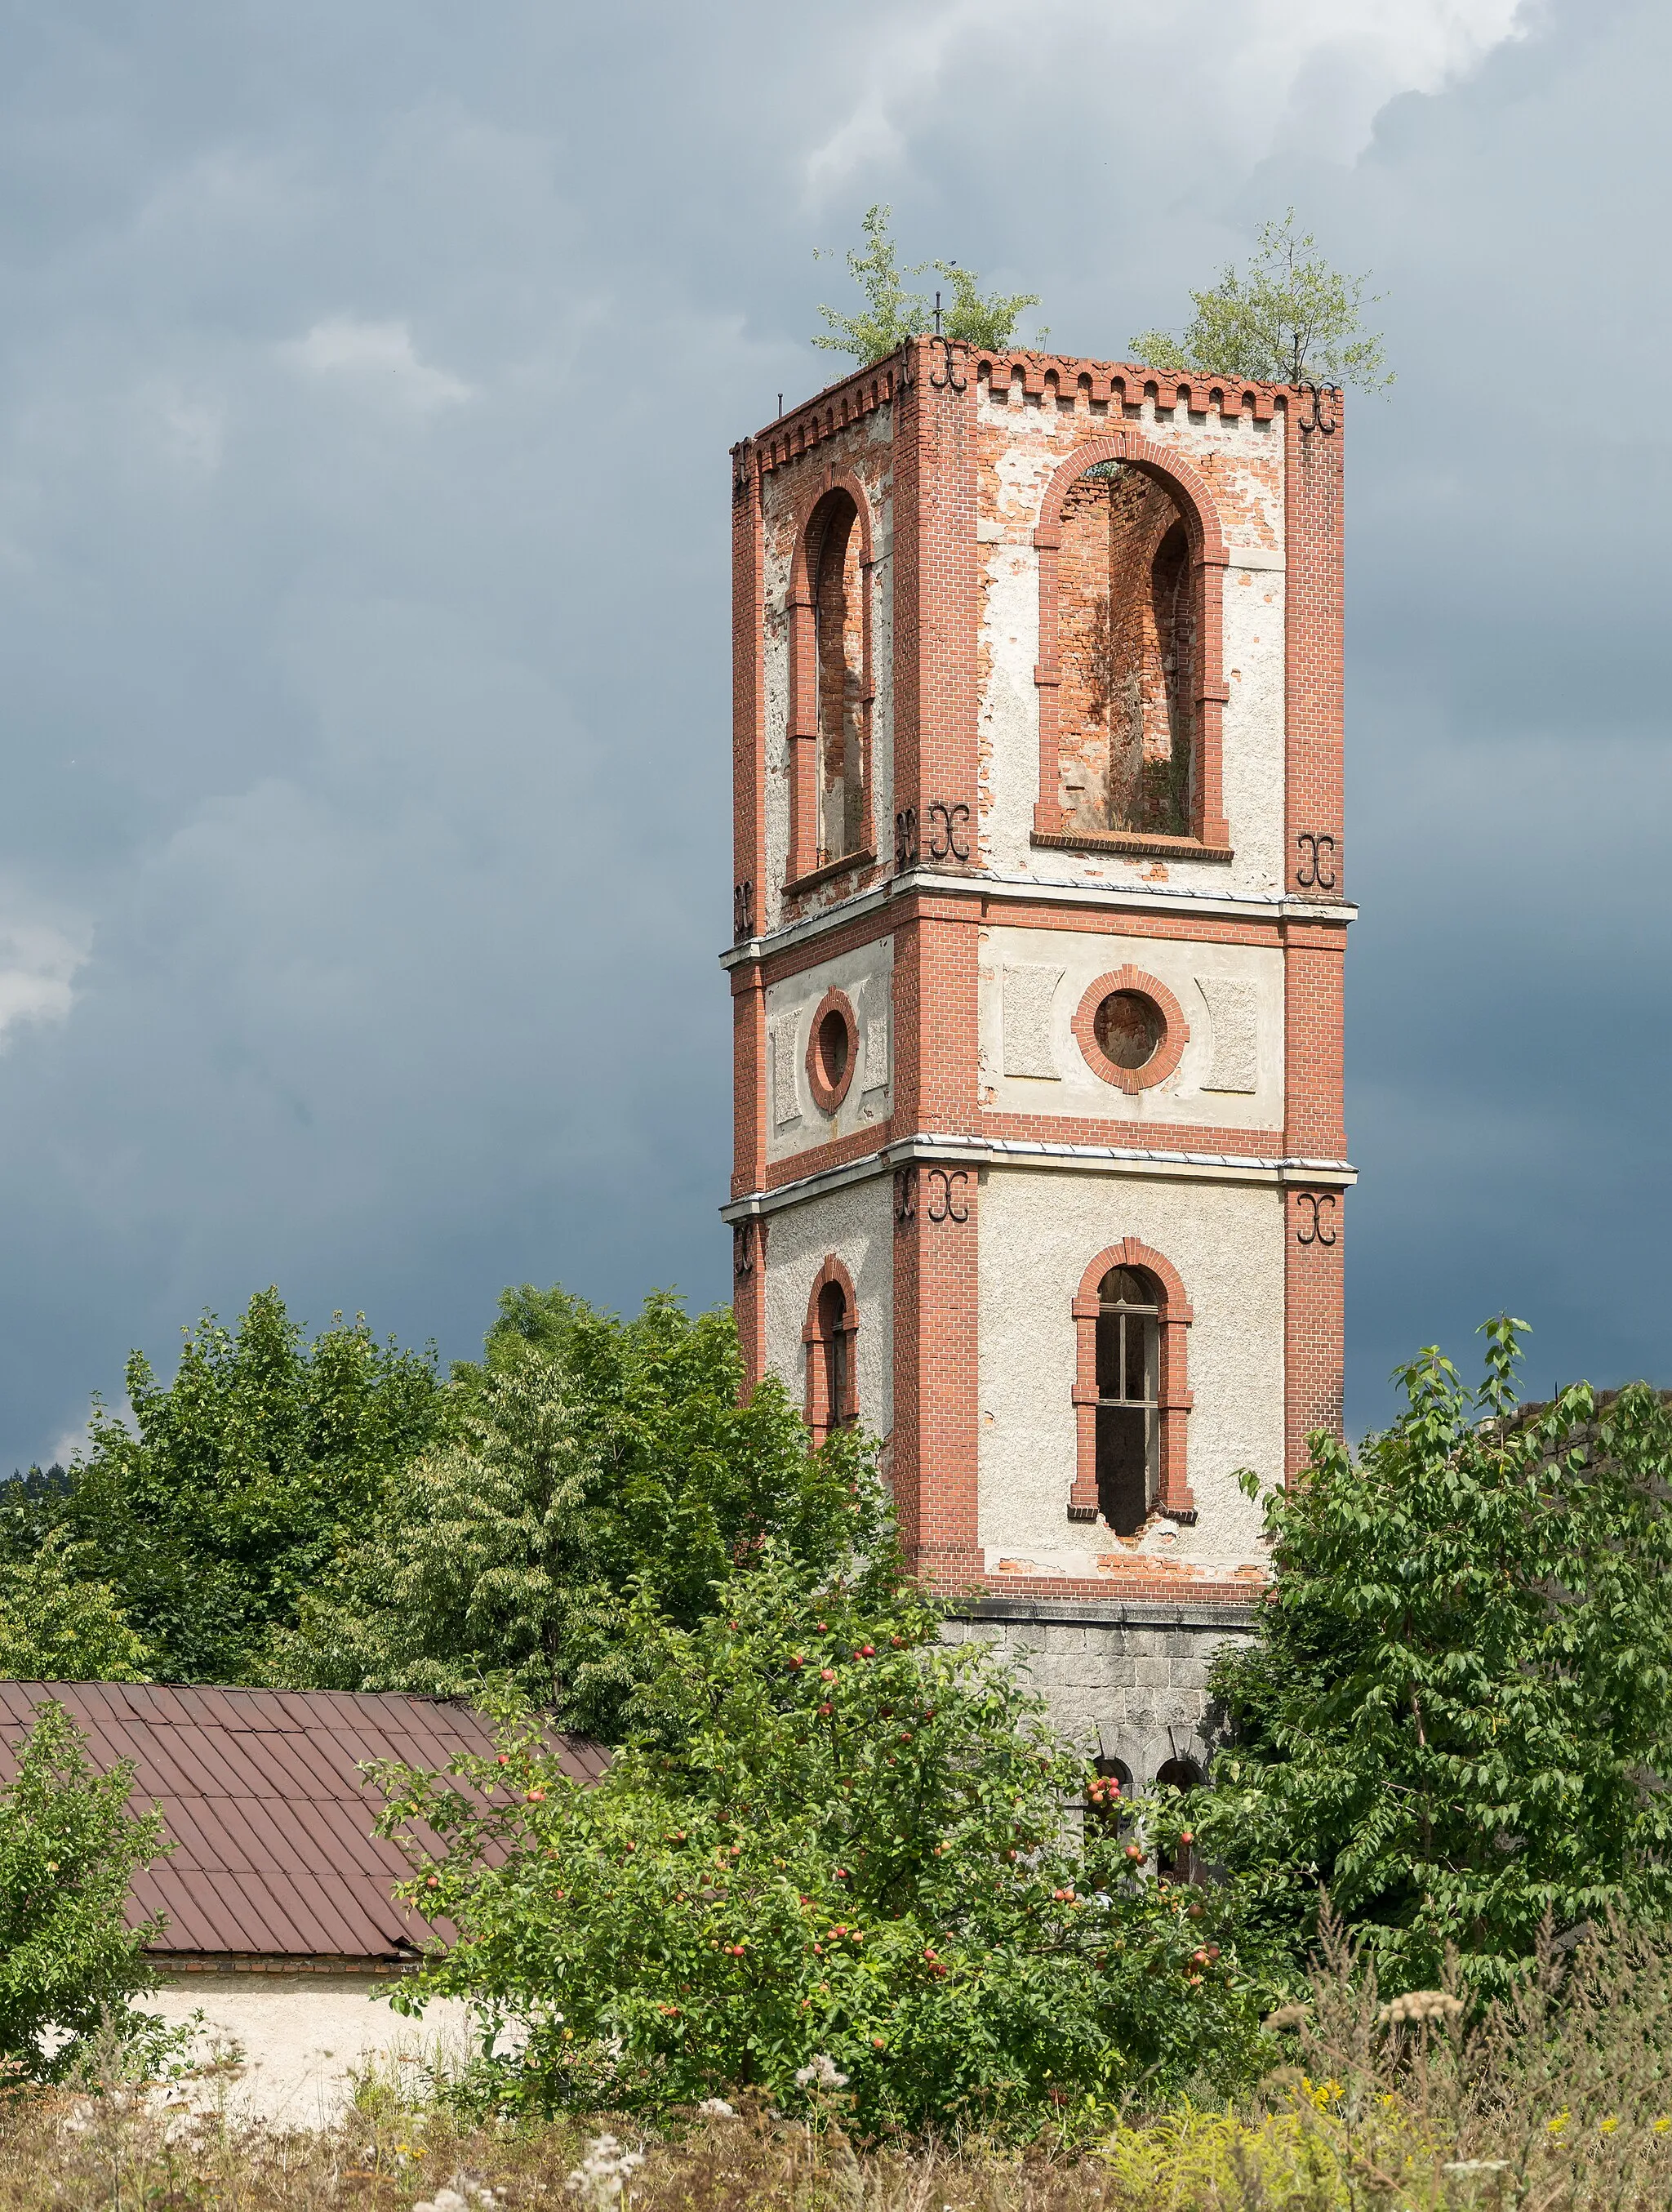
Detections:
145,1975,470,2126
765,937,892,1166
762,1176,895,1444
977,922,1283,1131
976,1165,1283,1580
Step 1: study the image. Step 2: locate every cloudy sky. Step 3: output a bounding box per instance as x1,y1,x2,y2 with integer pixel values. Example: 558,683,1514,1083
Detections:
0,0,1662,1462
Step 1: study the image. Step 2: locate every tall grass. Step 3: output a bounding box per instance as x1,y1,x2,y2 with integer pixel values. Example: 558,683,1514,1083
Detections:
9,1915,1672,2210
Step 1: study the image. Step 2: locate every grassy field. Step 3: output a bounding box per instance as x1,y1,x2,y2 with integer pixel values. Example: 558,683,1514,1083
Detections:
13,1920,1672,2211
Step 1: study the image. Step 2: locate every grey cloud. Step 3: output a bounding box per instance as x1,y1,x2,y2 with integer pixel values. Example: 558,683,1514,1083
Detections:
0,0,1659,1463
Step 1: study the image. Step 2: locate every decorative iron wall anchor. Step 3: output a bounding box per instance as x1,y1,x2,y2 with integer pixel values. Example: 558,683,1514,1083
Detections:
1296,383,1341,434
732,879,755,939
1295,1191,1338,1246
1295,833,1336,891
892,1165,917,1227
925,801,972,863
925,1168,970,1224
732,1220,757,1278
894,807,918,869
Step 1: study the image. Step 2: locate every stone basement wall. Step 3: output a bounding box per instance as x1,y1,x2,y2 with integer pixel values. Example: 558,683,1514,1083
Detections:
943,1595,1257,1783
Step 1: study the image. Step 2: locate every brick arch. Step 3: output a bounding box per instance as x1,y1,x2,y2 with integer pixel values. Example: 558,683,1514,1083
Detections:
1068,1239,1195,1525
787,471,876,887
803,1253,860,1444
1032,434,1231,857
1034,433,1228,562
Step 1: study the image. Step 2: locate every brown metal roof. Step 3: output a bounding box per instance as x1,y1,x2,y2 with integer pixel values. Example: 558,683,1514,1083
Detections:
0,1682,607,1962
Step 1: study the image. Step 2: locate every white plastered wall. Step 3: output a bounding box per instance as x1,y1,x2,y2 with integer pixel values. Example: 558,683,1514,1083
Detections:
765,937,892,1165
977,922,1283,1131
762,1177,895,1445
144,1977,470,2127
975,390,1286,900
976,1166,1283,1578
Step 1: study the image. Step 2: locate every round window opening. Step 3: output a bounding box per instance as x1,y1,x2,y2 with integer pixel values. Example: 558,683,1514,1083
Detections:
1094,989,1163,1071
816,1007,851,1090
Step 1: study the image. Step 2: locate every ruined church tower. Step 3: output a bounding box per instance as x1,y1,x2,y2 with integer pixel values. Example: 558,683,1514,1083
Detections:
723,340,1350,1777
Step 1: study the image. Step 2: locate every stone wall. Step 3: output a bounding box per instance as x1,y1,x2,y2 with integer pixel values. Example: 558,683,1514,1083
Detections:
944,1594,1257,1782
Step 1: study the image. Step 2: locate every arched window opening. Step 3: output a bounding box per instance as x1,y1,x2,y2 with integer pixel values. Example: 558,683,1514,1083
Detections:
1056,464,1194,839
812,492,865,864
1154,1755,1203,1883
1095,1266,1159,1534
803,1259,859,1447
1086,1754,1132,1831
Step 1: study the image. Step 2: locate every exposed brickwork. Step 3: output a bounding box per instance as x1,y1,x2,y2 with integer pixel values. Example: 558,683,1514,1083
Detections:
1031,430,1232,854
1069,965,1191,1094
787,472,877,888
804,986,860,1114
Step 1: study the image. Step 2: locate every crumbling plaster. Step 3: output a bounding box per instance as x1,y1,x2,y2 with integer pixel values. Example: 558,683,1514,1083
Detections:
976,1165,1283,1579
758,413,893,936
763,1177,895,1444
975,389,1286,898
978,922,1283,1129
765,937,892,1165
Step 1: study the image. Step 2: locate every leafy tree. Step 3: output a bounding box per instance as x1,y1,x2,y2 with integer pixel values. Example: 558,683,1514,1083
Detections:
376,1551,1270,2131
0,1700,168,2078
53,1288,447,1683
1130,210,1391,392
813,203,1045,365
0,1534,152,1683
272,1290,892,1742
1198,1320,1672,1998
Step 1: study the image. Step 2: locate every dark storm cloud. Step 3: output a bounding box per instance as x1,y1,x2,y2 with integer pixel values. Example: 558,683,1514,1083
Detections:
0,0,1656,1459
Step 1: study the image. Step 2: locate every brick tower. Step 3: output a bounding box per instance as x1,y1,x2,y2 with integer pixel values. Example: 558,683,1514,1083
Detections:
723,340,1352,1776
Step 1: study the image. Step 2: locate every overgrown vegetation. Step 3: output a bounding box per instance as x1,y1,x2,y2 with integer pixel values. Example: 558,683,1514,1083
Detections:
813,205,1045,364
13,1286,1672,2155
1130,210,1392,392
1198,1320,1672,1998
14,1912,1672,2204
374,1544,1269,2131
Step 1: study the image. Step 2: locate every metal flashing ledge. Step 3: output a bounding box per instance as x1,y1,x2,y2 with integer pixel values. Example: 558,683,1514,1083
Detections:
722,1137,1357,1222
719,870,1358,970
960,1594,1261,1633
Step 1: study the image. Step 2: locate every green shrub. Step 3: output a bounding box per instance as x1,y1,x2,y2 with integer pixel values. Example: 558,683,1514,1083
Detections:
1200,1319,1672,1996
375,1546,1273,2133
0,1700,167,2078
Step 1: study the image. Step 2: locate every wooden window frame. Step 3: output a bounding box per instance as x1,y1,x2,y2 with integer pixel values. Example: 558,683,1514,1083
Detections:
1069,1240,1195,1524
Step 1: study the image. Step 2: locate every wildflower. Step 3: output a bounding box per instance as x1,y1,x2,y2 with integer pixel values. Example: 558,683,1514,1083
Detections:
697,2097,736,2116
795,2053,849,2089
1379,1990,1464,2028
565,2135,646,2210
1263,2003,1311,2032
